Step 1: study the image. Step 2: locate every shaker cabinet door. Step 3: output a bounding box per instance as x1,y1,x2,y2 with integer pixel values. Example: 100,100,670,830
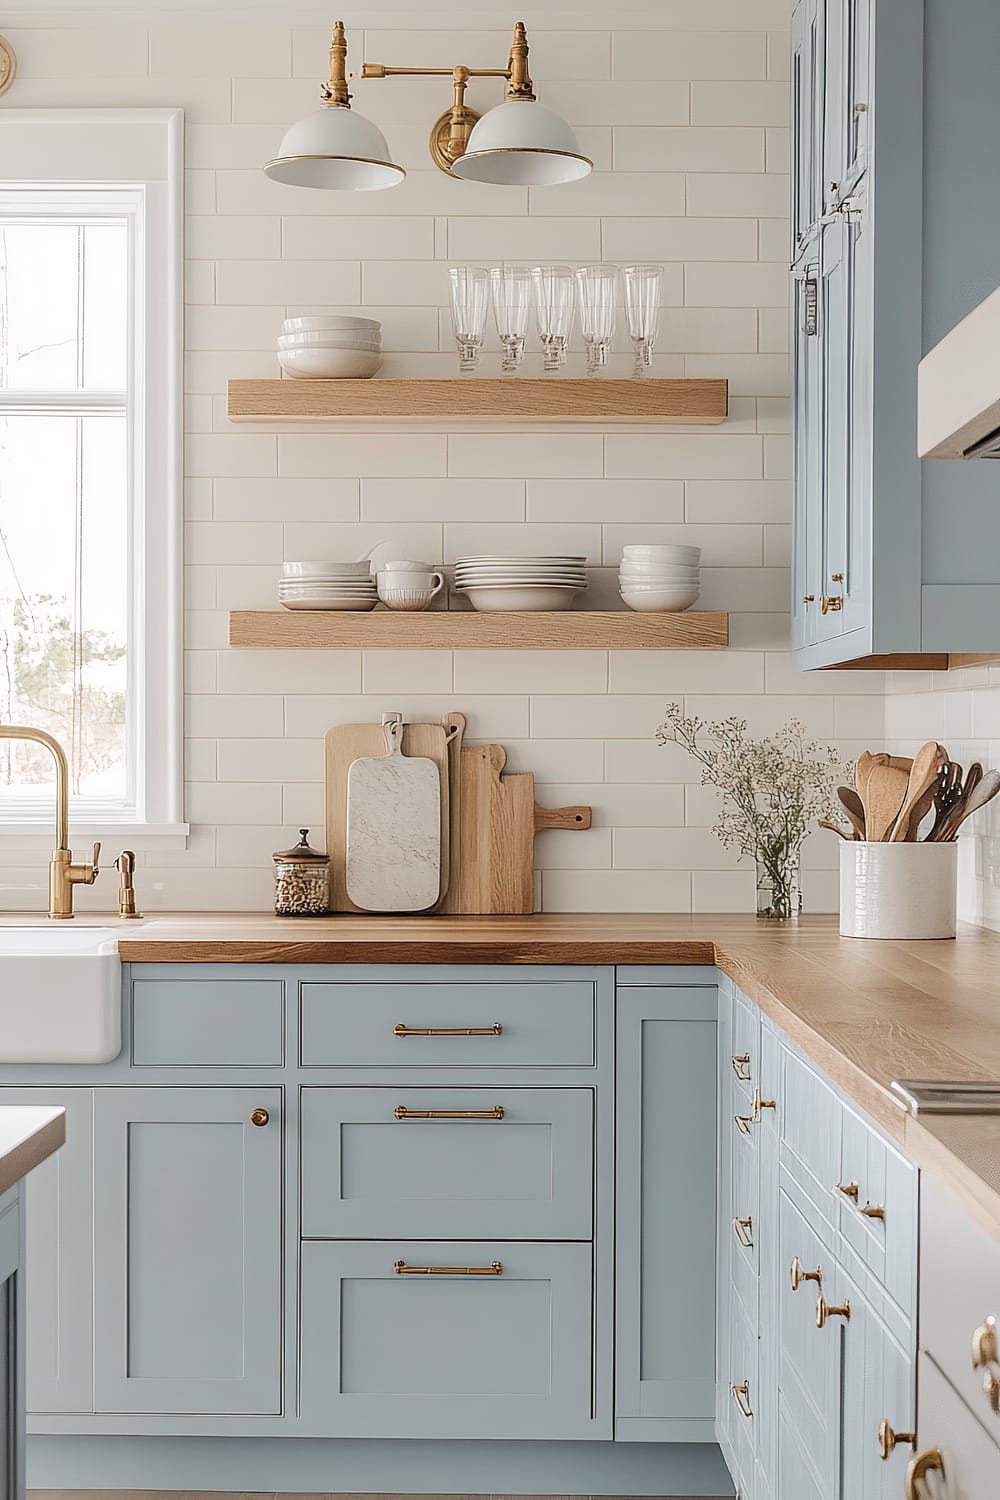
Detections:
615,985,718,1440
777,1188,842,1500
93,1087,282,1415
0,1087,92,1415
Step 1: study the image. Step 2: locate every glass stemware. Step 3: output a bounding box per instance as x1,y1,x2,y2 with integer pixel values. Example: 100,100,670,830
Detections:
490,265,533,374
531,263,575,372
622,263,663,379
447,266,489,374
574,263,618,377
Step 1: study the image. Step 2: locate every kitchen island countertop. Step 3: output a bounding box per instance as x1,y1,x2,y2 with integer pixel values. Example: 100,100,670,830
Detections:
0,1106,65,1198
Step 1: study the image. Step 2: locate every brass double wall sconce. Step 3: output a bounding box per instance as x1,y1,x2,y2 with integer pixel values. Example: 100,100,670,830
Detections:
265,20,592,192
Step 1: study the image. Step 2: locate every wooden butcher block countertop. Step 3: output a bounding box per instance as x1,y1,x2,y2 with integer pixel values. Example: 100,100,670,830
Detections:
0,1106,65,1198
8,910,1000,1235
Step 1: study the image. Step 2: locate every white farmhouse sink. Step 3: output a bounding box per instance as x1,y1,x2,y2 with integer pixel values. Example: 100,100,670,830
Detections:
0,926,121,1063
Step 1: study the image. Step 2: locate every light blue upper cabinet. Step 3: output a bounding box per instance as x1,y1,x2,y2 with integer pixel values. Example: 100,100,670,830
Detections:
615,981,718,1443
791,0,1000,666
92,1087,283,1416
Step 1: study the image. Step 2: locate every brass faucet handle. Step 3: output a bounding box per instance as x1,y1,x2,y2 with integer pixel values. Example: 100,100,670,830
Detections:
67,841,101,888
91,841,101,875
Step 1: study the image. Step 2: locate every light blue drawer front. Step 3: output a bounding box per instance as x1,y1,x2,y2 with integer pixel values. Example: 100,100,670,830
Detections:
300,978,597,1067
301,1087,593,1240
299,1239,600,1440
130,979,284,1066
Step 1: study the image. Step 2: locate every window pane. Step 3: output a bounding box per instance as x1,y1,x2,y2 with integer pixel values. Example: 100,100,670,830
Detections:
0,413,129,804
0,220,128,392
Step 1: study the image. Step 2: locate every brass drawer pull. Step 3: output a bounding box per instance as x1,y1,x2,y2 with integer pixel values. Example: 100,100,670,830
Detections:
821,595,843,614
790,1255,822,1292
394,1105,504,1121
972,1315,998,1368
752,1087,776,1118
394,1023,503,1037
734,1113,753,1136
731,1053,752,1081
861,1201,886,1221
816,1295,851,1327
732,1216,754,1249
731,1382,753,1419
905,1449,944,1500
394,1260,502,1276
836,1181,860,1202
879,1419,915,1461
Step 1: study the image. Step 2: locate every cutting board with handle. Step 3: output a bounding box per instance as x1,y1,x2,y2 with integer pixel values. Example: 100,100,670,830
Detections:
346,715,442,913
326,715,456,914
439,741,592,915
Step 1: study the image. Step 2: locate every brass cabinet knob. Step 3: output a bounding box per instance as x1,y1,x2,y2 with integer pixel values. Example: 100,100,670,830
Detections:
972,1315,998,1369
732,1216,754,1250
905,1449,944,1499
821,595,843,614
984,1366,1000,1415
836,1181,860,1202
861,1201,886,1221
879,1419,916,1461
831,572,844,582
731,1382,753,1419
734,1113,753,1136
803,594,815,604
816,1295,851,1328
250,1108,270,1127
790,1255,822,1292
731,1053,752,1081
752,1087,776,1119
855,102,867,112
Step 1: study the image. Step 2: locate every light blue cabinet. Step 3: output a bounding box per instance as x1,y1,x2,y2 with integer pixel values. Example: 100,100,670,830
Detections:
0,1187,24,1500
92,1087,283,1415
791,0,1000,666
615,980,718,1442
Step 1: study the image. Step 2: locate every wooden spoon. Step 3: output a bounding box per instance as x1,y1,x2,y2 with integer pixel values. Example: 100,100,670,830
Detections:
898,774,942,841
836,786,867,840
818,819,851,840
863,760,912,841
933,768,1000,842
889,741,948,842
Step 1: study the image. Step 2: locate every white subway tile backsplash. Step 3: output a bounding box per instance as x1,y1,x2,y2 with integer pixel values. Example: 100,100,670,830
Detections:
5,25,149,77
187,695,284,738
609,649,765,695
685,172,788,218
217,738,324,783
613,30,767,81
603,521,762,567
614,126,764,173
186,435,277,479
448,434,605,479
691,81,790,126
542,868,691,913
186,306,284,352
685,479,790,523
535,827,613,869
602,216,757,261
447,217,602,263
444,522,603,565
219,649,362,696
185,521,283,565
214,476,360,523
217,259,362,306
362,478,525,524
530,171,686,217
187,216,281,260
501,739,606,783
362,650,455,696
527,478,684,523
278,435,447,479
685,260,788,306
282,216,436,260
605,433,762,479
455,651,608,696
149,20,291,76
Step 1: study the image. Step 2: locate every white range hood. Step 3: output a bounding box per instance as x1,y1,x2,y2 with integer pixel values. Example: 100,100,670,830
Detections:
918,286,1000,458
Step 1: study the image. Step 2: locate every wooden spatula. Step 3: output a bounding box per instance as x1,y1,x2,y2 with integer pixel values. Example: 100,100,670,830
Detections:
836,786,866,840
862,760,912,841
888,741,948,842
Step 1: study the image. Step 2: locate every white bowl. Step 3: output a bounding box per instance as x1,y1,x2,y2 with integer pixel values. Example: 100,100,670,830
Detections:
622,544,702,564
620,587,699,613
277,331,381,350
620,566,701,581
461,584,582,612
283,561,372,577
283,314,382,333
278,348,382,380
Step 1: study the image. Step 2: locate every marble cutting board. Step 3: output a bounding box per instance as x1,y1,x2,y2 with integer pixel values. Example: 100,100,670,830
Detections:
345,716,442,913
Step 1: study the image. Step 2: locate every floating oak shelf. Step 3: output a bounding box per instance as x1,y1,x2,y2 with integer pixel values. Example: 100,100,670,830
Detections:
226,377,728,425
229,610,729,651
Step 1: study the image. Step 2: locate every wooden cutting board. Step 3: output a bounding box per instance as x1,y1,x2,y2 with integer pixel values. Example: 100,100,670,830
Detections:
439,742,592,916
326,718,454,914
345,717,442,913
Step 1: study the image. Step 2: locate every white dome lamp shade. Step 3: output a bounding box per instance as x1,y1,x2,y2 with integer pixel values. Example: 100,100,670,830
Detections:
451,23,592,187
264,21,404,192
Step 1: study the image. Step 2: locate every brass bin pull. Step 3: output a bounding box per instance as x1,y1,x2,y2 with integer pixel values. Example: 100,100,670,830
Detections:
394,1105,504,1120
906,1449,944,1500
790,1256,822,1292
861,1202,886,1221
752,1087,776,1117
836,1181,860,1202
972,1315,998,1368
879,1419,916,1461
395,1260,502,1276
816,1295,851,1328
733,1216,754,1250
394,1023,503,1037
249,1108,270,1127
734,1113,753,1136
731,1053,752,1081
731,1382,753,1419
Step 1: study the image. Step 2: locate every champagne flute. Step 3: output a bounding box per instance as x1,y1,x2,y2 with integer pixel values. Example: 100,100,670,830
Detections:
490,264,533,374
447,266,489,375
574,263,618,377
622,263,663,379
531,263,575,372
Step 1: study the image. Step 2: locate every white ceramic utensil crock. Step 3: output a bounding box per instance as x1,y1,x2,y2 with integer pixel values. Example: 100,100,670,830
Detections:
839,841,958,939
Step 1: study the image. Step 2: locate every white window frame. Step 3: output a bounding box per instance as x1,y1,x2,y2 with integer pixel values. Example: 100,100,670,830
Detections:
0,108,186,842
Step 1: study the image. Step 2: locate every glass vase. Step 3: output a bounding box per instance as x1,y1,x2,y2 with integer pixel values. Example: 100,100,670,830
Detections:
755,851,802,921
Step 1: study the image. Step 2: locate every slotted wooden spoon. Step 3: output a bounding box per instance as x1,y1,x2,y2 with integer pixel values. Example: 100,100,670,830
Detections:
932,768,1000,842
889,741,948,842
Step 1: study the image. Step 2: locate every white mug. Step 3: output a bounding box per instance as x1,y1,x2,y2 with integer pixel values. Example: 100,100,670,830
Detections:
378,559,435,574
377,570,444,612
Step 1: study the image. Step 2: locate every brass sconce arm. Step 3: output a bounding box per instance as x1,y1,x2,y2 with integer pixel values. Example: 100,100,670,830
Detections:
320,20,352,107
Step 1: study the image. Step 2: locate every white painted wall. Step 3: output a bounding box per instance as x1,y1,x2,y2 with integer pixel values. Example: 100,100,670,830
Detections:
0,1,894,915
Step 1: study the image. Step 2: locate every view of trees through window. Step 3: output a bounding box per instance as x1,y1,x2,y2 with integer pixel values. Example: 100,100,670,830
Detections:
0,214,130,806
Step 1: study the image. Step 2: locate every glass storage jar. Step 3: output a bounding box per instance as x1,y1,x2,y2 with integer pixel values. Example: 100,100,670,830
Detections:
272,829,330,916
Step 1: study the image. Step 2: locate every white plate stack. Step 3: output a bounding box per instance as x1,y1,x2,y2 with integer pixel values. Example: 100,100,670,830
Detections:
277,315,383,380
453,556,588,613
619,544,702,612
279,561,378,611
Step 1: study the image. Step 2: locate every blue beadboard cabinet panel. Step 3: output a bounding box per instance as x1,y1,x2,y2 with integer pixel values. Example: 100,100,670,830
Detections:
93,1087,282,1416
0,1188,24,1500
777,1186,841,1500
838,1262,915,1500
0,1089,93,1414
615,984,718,1442
299,1239,600,1441
301,1086,593,1241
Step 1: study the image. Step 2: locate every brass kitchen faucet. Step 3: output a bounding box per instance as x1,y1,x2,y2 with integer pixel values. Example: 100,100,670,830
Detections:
0,725,100,918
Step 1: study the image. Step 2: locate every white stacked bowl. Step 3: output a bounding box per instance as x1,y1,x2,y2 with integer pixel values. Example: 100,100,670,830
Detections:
453,556,588,613
619,544,702,613
278,315,383,380
279,560,378,611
